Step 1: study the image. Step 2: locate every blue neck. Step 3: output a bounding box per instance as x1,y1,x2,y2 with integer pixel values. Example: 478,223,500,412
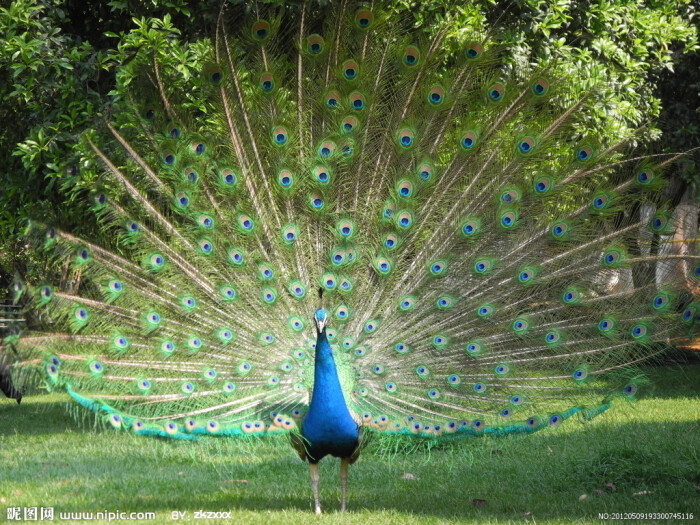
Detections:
302,328,359,448
308,329,350,415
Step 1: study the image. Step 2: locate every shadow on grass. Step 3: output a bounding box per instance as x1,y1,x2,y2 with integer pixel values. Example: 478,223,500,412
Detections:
641,359,700,399
0,396,83,436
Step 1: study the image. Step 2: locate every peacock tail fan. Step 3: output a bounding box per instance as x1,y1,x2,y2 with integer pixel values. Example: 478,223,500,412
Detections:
7,1,698,444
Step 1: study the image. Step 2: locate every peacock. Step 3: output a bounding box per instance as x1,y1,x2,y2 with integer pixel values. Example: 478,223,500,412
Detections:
4,0,699,514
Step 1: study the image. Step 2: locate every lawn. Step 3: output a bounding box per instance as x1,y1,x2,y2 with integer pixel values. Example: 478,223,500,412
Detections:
1,360,699,524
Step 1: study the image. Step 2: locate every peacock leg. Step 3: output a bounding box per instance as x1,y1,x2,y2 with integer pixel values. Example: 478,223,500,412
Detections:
340,458,349,512
310,462,322,515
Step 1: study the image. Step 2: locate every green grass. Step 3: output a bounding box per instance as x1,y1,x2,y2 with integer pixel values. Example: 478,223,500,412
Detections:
1,362,699,524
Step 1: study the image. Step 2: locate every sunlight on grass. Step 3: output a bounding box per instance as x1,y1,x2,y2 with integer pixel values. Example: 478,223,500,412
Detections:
1,363,698,524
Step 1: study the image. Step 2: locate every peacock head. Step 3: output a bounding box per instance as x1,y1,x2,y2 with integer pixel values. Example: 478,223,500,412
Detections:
314,309,328,333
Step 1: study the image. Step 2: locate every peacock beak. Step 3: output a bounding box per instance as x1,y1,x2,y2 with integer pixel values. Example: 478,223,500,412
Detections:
314,309,328,333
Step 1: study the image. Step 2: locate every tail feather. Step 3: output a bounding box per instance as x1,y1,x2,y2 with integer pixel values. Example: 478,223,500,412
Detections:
9,2,697,441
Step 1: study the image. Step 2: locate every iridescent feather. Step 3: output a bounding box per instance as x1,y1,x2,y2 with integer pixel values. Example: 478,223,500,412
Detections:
4,1,698,515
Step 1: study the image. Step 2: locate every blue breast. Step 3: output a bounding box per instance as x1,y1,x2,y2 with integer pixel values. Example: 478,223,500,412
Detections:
301,329,359,462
